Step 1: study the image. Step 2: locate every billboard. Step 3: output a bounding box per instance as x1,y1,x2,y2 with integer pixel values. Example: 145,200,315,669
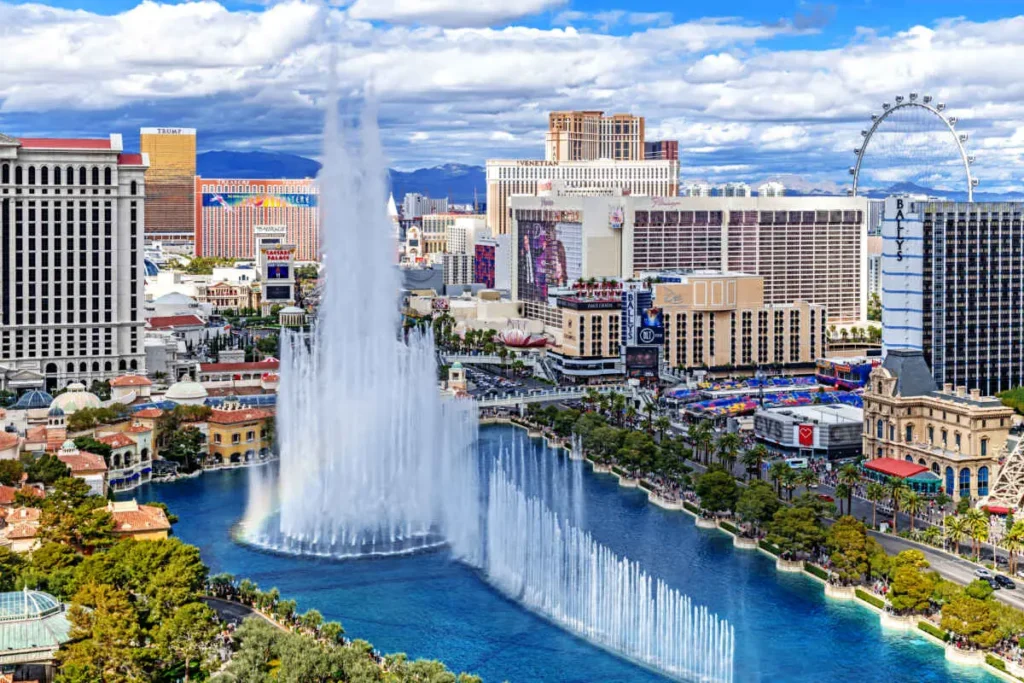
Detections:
262,248,294,262
264,285,292,301
516,213,582,302
609,205,625,229
475,243,496,289
267,264,289,280
202,193,317,209
625,346,659,379
622,290,653,346
638,307,665,346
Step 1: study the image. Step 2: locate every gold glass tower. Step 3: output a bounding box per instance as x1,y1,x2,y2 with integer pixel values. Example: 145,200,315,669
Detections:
139,127,196,239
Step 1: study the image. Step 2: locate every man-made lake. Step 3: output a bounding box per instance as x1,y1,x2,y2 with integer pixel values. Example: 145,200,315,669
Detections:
128,425,997,682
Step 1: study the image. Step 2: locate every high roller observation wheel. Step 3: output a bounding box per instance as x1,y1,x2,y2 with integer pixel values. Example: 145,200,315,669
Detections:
849,95,978,202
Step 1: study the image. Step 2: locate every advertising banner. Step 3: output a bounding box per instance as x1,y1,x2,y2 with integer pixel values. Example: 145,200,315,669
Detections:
262,248,294,262
638,307,665,346
475,243,496,289
625,346,659,379
202,193,317,208
517,215,582,302
264,285,292,301
609,205,625,229
267,264,290,280
798,424,815,447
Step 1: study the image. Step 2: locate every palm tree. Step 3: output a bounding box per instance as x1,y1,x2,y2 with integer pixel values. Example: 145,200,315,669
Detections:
769,461,791,498
689,421,714,465
835,483,851,516
716,432,742,472
1004,522,1024,575
742,444,768,481
795,469,818,495
965,508,989,561
610,393,628,427
653,416,671,443
644,402,657,432
837,464,861,518
902,490,924,533
884,477,910,533
583,388,600,412
944,515,969,554
782,468,799,501
865,482,886,529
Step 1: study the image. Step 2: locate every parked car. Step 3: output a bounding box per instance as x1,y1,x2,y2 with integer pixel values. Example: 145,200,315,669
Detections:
995,575,1017,589
985,577,1002,590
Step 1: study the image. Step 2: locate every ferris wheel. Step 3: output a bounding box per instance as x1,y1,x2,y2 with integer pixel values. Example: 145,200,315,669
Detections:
849,93,978,201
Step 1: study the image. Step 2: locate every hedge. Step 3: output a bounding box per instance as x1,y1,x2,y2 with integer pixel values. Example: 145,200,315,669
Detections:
803,563,828,581
683,502,701,515
918,621,950,643
759,540,781,556
612,466,627,478
718,521,738,535
986,654,1006,671
855,589,885,609
638,480,655,493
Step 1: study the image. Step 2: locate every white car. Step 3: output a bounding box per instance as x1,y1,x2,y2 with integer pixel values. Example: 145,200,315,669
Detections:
975,568,994,579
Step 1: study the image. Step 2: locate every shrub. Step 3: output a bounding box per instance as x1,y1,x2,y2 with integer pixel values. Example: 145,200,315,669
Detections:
718,521,738,535
683,502,700,515
638,480,655,493
612,466,627,478
804,563,828,581
986,654,1006,671
759,540,781,556
919,621,950,643
855,589,885,609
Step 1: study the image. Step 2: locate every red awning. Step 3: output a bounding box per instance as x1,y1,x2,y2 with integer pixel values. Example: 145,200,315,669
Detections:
863,457,928,479
986,505,1012,515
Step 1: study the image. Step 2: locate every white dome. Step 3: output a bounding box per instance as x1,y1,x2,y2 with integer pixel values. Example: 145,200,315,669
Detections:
280,306,303,314
52,383,102,414
153,292,197,305
165,381,209,401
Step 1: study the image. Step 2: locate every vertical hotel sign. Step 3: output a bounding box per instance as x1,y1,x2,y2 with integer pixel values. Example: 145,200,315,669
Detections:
881,197,924,354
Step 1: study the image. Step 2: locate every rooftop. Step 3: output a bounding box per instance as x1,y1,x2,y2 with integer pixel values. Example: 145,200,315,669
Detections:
208,407,274,425
106,500,171,534
17,137,111,150
863,457,928,479
132,408,164,419
109,375,152,388
0,486,44,506
57,452,108,474
0,589,72,656
765,404,863,424
199,359,280,373
97,433,136,449
147,314,205,330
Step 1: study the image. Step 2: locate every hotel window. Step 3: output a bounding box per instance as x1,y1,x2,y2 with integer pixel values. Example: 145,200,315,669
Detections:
955,433,961,450
232,434,240,445
246,431,255,442
214,434,222,444
905,425,913,443
876,419,883,439
981,439,988,457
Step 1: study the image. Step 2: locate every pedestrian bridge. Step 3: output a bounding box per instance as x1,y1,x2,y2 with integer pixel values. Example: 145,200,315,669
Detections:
476,384,626,408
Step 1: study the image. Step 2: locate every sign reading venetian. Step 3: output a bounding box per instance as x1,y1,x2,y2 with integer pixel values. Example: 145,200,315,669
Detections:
894,198,906,262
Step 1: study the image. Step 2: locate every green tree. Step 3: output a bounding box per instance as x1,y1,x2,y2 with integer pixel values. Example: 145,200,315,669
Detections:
735,480,781,535
0,547,25,591
865,482,886,529
766,506,826,559
73,437,113,464
58,583,147,682
945,515,970,554
965,508,990,561
164,426,207,473
889,564,936,614
715,432,742,471
965,578,995,601
688,421,714,465
902,490,925,533
941,595,1001,649
826,516,870,585
837,464,860,516
39,478,114,553
154,602,221,682
0,458,24,486
884,477,910,533
888,548,930,579
769,461,792,498
695,469,740,514
23,453,71,485
742,443,768,481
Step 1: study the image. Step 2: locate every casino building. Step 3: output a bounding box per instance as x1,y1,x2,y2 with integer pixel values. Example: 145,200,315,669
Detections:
193,177,318,261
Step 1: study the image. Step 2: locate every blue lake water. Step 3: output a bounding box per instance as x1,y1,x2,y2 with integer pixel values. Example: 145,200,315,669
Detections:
128,425,998,683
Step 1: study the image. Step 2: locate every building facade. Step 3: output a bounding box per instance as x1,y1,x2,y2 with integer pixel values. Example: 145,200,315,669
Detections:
207,399,274,464
486,159,679,236
862,365,1014,502
193,177,318,262
546,111,645,162
755,404,863,460
402,193,448,219
421,213,458,255
653,274,826,370
550,294,623,380
644,140,679,161
446,216,487,254
139,128,195,241
442,253,474,286
0,133,149,391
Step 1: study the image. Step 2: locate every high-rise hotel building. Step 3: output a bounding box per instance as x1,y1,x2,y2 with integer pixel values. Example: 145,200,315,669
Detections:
885,199,1024,395
194,177,319,262
0,133,148,390
139,127,195,241
546,111,645,162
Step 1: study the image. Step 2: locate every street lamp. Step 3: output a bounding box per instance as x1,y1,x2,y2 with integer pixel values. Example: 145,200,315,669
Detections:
755,367,766,408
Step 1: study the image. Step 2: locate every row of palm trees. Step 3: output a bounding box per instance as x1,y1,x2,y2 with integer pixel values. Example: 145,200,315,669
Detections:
581,389,673,437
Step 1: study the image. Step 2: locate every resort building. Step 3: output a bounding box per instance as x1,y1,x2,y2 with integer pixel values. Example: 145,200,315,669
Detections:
402,193,448,219
139,127,195,241
96,430,153,492
0,132,149,390
105,500,171,541
754,404,863,461
545,111,645,162
56,442,108,496
549,288,623,381
109,374,152,403
653,273,826,371
195,280,260,312
193,177,318,262
860,458,943,496
196,359,280,385
206,398,274,465
0,507,41,553
0,589,72,681
509,194,867,325
861,365,1014,503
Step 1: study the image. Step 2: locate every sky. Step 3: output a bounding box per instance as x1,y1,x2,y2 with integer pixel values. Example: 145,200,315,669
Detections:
2,0,1024,192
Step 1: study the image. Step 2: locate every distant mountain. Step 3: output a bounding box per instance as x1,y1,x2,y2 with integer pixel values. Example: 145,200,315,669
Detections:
777,176,1024,202
197,151,486,205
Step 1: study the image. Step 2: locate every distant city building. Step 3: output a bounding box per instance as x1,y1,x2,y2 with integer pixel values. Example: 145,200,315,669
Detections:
474,235,512,291
421,213,459,255
867,235,882,297
445,216,487,254
0,133,149,391
682,183,712,197
402,192,448,219
643,140,679,161
550,288,623,380
717,182,750,197
486,159,679,236
654,273,825,370
867,199,884,236
509,194,867,327
442,253,474,286
139,127,196,241
755,404,863,461
757,181,785,197
546,111,644,162
193,177,318,262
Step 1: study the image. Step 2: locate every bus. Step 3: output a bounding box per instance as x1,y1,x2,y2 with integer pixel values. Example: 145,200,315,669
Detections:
785,457,810,470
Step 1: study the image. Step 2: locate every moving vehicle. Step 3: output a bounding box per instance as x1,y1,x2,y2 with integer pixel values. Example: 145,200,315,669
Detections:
975,568,994,579
785,457,810,470
994,575,1016,589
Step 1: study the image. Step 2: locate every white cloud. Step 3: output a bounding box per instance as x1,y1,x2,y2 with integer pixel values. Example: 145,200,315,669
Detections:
410,131,430,142
346,0,567,28
686,53,744,83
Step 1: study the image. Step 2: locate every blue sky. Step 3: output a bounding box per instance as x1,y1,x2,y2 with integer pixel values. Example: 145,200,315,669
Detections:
2,0,1023,192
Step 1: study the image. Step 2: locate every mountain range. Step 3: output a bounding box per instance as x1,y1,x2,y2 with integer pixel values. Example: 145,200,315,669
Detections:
197,150,1024,204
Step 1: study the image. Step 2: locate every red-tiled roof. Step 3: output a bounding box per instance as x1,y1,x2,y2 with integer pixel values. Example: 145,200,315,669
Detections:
18,138,112,150
4,507,41,524
126,424,152,433
110,374,152,387
133,408,164,419
0,432,18,450
6,522,39,540
107,502,171,534
199,359,279,373
58,452,108,474
24,426,46,443
208,407,274,425
205,386,272,397
863,457,928,479
147,314,205,330
117,153,144,165
98,433,136,449
0,485,45,506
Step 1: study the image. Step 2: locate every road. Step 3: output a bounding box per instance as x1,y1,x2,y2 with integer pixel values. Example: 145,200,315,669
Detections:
202,596,285,630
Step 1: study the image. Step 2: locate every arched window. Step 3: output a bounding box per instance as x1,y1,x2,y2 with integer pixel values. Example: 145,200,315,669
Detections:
959,468,971,499
945,467,955,496
91,167,99,185
981,439,988,457
130,359,138,370
130,180,137,195
92,361,99,372
45,362,57,374
1,164,8,183
876,419,884,439
104,361,112,372
877,447,883,458
918,458,926,466
978,466,989,497
54,166,61,185
103,167,112,185
14,166,22,184
905,424,913,443
931,462,940,475
118,360,127,371
67,166,76,184
40,166,48,185
79,167,87,185
905,455,913,462
67,362,75,373
888,424,895,441
27,166,34,185
79,362,87,372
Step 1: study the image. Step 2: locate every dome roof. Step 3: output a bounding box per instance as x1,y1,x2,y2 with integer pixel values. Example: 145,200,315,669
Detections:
51,383,101,414
280,305,303,314
165,380,209,401
0,589,62,621
451,361,463,369
61,439,77,451
47,405,65,417
152,292,196,305
12,389,54,411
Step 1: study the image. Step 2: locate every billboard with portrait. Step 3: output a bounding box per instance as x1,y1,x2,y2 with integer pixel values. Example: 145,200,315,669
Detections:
625,346,659,379
267,264,289,280
637,307,665,346
515,210,582,302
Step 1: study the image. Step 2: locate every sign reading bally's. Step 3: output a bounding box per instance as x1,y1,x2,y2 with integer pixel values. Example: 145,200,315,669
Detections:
881,197,924,354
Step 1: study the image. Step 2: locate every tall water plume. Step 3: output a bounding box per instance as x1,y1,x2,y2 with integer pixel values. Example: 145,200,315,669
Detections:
241,99,480,561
